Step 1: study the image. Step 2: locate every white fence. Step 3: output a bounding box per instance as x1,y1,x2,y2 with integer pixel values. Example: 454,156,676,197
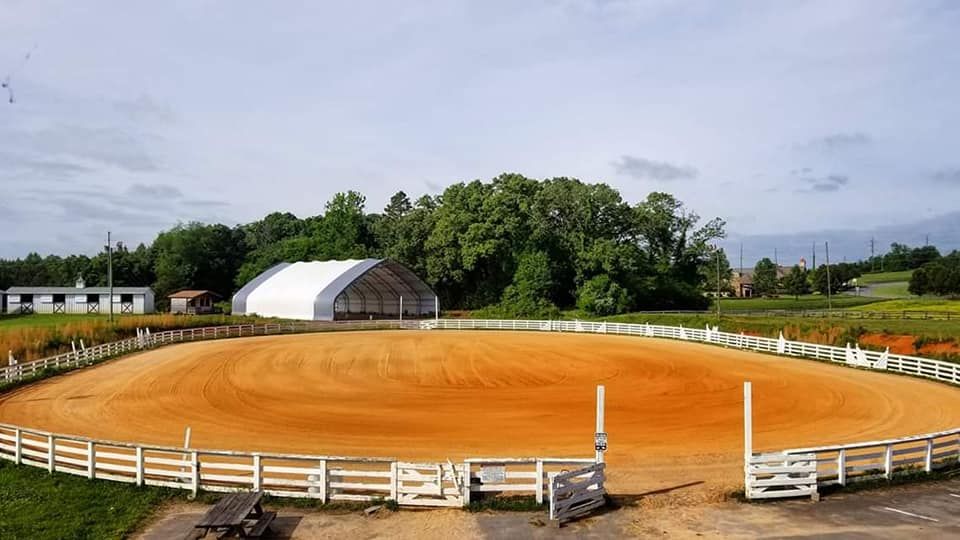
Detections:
0,422,592,506
745,453,817,500
3,316,960,502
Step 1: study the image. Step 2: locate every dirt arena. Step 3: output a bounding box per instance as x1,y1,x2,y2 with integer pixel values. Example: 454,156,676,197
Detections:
2,330,960,500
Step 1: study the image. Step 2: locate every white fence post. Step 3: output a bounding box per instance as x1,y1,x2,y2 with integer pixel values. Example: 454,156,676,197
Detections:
595,385,606,464
87,441,95,479
743,381,753,499
535,459,544,504
390,461,398,501
253,454,262,491
883,444,893,479
837,448,846,486
190,451,200,497
47,435,55,473
14,428,22,465
924,438,933,473
136,446,144,486
319,459,328,503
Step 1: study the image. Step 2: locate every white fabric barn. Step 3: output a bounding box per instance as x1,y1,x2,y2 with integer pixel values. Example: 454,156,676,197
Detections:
232,259,437,321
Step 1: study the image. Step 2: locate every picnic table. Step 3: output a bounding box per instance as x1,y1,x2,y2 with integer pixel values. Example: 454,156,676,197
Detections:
194,491,275,538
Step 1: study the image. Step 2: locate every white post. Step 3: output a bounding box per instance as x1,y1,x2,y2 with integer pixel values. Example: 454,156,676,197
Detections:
47,435,55,473
136,446,144,486
595,385,606,464
462,460,471,505
390,461,398,501
535,459,544,504
87,441,95,479
14,428,22,465
399,296,403,322
884,444,893,479
253,454,262,491
924,438,933,473
837,448,846,485
190,451,199,497
319,459,328,503
435,296,439,322
743,382,753,499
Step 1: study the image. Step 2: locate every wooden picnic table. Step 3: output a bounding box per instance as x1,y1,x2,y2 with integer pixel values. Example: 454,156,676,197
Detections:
194,491,275,538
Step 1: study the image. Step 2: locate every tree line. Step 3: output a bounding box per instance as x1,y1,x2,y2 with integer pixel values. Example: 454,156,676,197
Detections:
909,251,960,296
0,174,727,316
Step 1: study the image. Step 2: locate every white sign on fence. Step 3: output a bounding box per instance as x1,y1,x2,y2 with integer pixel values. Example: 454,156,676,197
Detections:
480,464,506,483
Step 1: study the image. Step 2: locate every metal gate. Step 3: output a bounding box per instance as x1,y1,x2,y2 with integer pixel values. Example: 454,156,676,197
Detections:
395,461,464,507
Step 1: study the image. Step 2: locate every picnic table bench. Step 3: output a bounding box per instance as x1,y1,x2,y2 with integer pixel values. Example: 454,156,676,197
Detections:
193,491,275,538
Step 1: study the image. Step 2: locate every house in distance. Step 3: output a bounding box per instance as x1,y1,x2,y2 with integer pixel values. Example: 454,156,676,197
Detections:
168,290,222,315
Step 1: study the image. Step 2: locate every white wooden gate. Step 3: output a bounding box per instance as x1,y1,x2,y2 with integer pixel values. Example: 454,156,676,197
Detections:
548,462,606,525
395,461,464,507
746,452,817,500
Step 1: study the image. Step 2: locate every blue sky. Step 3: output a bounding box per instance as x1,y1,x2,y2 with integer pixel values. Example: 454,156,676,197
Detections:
1,1,958,263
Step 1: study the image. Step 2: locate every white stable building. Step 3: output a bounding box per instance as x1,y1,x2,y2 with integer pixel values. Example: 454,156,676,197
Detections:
232,259,437,321
4,284,155,315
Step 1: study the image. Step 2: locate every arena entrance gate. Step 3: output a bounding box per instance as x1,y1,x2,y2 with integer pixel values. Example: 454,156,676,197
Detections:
395,461,464,507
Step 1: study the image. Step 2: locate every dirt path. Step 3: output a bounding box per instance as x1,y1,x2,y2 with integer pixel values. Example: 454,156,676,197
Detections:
2,330,959,500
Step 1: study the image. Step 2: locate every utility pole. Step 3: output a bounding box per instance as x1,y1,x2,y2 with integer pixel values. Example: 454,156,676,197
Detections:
716,246,722,320
107,231,114,323
925,234,930,246
811,241,816,271
870,237,875,272
774,247,778,268
825,241,832,311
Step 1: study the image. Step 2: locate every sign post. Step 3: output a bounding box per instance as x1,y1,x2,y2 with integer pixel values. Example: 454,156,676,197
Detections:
399,296,403,322
595,385,606,463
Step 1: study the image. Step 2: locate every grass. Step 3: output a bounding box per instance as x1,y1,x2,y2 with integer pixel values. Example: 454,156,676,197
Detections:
866,281,911,298
857,269,915,284
849,298,960,313
711,294,882,311
0,313,273,364
0,460,176,540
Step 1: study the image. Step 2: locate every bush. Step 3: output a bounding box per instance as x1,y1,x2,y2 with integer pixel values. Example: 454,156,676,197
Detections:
576,275,632,316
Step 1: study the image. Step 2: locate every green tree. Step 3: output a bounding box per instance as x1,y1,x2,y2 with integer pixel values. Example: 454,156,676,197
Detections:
783,265,811,299
153,223,248,303
576,275,632,316
752,258,779,296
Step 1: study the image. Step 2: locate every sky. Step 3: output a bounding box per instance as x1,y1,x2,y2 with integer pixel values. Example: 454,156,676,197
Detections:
1,0,958,264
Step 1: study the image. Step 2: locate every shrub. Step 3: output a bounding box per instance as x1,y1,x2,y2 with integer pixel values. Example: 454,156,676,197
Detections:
576,275,632,316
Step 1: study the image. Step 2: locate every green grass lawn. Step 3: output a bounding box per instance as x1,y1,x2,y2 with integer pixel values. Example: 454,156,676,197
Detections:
849,298,960,313
866,281,911,298
0,461,174,539
714,294,882,311
857,269,914,284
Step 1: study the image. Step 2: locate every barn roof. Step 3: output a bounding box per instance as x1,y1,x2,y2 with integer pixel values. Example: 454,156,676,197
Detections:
168,290,222,299
6,286,153,294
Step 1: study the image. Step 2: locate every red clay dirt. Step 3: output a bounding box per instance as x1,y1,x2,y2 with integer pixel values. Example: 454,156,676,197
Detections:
2,330,960,501
860,332,960,356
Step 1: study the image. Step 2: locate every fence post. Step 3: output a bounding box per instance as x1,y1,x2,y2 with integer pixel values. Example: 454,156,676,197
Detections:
319,459,328,503
924,438,933,473
743,381,753,500
87,441,95,479
47,435,55,473
136,446,144,486
190,451,199,497
253,454,262,491
837,449,846,486
884,444,893,479
390,461,398,501
14,428,22,465
462,461,471,505
535,459,544,504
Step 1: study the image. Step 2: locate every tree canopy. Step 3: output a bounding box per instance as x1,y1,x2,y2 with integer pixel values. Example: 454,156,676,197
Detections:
0,174,727,314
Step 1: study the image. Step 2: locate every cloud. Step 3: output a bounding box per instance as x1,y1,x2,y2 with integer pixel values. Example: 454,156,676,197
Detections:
791,169,850,192
798,132,873,153
424,179,444,193
931,168,960,183
612,155,698,181
113,95,175,124
126,183,183,198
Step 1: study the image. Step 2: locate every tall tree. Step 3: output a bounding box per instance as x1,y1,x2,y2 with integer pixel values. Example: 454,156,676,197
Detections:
782,265,811,299
752,258,779,296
